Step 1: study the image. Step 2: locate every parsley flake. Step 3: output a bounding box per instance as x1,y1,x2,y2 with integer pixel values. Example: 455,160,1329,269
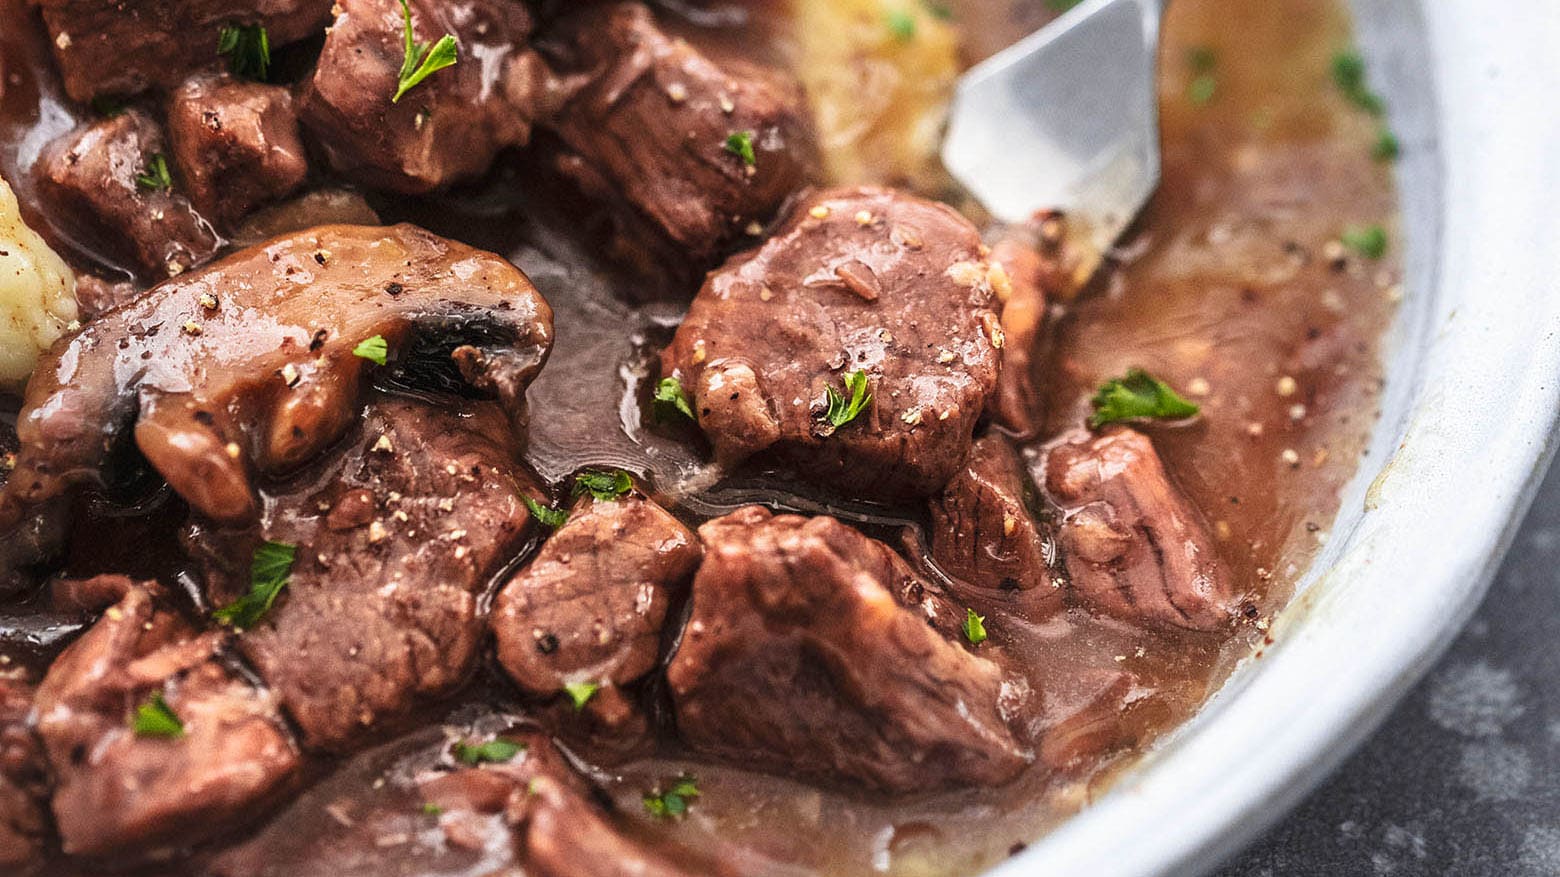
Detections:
1372,128,1400,162
523,495,569,528
1185,47,1217,106
1046,0,1084,12
922,1,953,20
218,24,271,81
392,0,459,104
643,774,700,819
135,153,172,191
653,376,694,421
821,370,872,431
131,690,184,738
1331,50,1385,116
352,334,388,366
1089,369,1200,429
723,130,756,168
573,469,634,502
453,738,524,765
213,540,296,629
1341,224,1388,260
564,681,600,710
420,802,444,816
962,608,988,646
885,10,917,42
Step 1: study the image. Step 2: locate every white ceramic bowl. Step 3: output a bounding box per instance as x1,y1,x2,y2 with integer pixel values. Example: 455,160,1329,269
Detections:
994,2,1560,874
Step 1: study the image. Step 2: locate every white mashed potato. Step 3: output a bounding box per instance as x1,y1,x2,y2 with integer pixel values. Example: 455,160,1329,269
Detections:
0,175,76,391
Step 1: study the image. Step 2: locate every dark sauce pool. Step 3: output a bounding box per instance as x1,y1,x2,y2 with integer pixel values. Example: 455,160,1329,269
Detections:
0,0,1398,873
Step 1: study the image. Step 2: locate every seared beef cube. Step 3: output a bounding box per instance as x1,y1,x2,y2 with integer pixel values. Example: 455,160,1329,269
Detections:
32,582,300,857
541,2,814,264
31,0,334,102
188,398,537,751
36,110,220,278
491,491,700,744
1043,428,1242,631
662,187,1005,500
988,213,1076,438
298,0,547,193
927,434,1062,617
667,506,1031,792
0,675,47,872
167,74,308,230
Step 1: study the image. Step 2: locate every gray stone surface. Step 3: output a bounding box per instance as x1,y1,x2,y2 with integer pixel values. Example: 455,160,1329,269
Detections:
1217,458,1560,876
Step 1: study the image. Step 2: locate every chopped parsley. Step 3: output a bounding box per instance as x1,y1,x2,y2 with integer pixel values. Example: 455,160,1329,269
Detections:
723,130,757,168
131,690,184,738
643,774,699,819
962,608,988,646
1341,224,1388,260
822,370,872,431
1089,369,1200,428
1046,0,1084,12
523,495,569,528
420,802,444,816
135,153,172,191
213,540,297,629
885,10,917,42
1372,128,1400,162
653,376,694,421
1186,46,1217,106
217,23,271,81
564,681,599,710
1331,50,1385,116
573,469,634,502
452,738,524,765
352,334,389,366
392,0,459,104
921,1,953,20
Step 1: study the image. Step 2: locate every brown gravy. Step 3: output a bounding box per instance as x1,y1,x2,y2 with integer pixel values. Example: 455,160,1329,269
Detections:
0,0,1397,873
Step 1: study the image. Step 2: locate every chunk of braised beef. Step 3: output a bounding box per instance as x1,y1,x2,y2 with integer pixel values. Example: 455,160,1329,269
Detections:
661,187,1005,501
166,74,308,231
491,490,700,751
298,0,550,194
30,0,334,102
538,1,815,266
0,224,554,577
32,582,300,857
988,213,1077,438
926,434,1062,618
667,506,1032,793
0,674,47,873
1042,427,1242,631
35,110,220,279
71,273,140,319
186,397,537,752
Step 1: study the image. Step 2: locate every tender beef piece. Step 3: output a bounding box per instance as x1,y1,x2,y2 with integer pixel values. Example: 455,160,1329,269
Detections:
186,397,536,751
0,223,553,571
926,434,1062,618
298,0,549,194
30,0,333,102
988,213,1076,438
166,74,308,231
1042,428,1242,631
667,506,1031,792
35,110,220,278
540,1,814,265
491,491,699,744
662,187,1005,500
0,674,47,873
32,582,300,857
71,273,140,319
51,572,138,614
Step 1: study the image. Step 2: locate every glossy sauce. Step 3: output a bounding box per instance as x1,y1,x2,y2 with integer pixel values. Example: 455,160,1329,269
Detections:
0,0,1397,874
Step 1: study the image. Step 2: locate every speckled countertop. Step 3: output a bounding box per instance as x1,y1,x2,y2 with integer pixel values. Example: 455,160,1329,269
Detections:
1216,458,1560,876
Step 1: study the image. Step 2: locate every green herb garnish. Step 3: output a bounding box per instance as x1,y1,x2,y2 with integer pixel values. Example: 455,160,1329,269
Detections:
131,690,184,738
643,774,700,819
1340,224,1388,260
213,540,297,629
573,469,634,502
653,376,694,421
1186,46,1217,106
523,495,569,528
922,1,953,20
885,10,916,42
135,153,172,191
1089,369,1200,428
1371,128,1400,162
1331,50,1385,116
218,24,271,81
822,370,872,431
1046,0,1084,12
564,681,600,711
392,0,459,104
352,334,388,366
420,802,444,816
962,608,988,646
723,130,756,168
452,739,524,765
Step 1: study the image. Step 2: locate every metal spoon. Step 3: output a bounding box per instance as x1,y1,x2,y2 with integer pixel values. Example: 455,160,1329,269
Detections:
942,0,1166,254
